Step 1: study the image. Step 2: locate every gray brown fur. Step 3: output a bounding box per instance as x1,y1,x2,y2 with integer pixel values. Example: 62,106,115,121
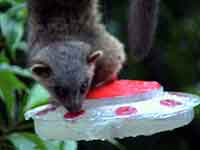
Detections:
27,0,126,112
128,0,159,61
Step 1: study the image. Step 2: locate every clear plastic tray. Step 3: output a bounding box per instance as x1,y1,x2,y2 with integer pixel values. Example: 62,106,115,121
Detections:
25,92,200,141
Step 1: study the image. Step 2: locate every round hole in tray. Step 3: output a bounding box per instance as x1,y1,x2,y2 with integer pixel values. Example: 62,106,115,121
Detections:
115,106,138,116
160,99,182,107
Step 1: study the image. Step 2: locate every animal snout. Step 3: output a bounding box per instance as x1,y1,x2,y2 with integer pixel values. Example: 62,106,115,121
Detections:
53,86,83,112
64,96,83,113
65,102,82,113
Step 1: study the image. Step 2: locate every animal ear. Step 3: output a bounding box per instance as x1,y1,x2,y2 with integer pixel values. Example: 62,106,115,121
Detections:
87,51,103,64
31,63,52,78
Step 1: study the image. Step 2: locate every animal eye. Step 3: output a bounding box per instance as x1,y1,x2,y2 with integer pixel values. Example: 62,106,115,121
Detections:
80,80,89,94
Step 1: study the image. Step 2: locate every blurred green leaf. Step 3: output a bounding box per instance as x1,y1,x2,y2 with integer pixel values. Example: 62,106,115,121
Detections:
0,51,9,63
44,141,62,150
0,70,26,121
8,132,46,150
26,84,50,110
0,88,4,99
0,0,12,6
17,41,27,51
0,8,24,58
6,2,26,18
8,133,77,150
44,141,77,150
0,0,16,6
0,63,32,78
61,141,77,150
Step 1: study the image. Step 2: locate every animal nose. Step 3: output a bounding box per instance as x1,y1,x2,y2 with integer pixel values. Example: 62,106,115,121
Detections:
65,103,82,113
64,97,83,113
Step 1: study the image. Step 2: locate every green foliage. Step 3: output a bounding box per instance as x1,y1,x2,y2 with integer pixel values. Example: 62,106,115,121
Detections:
7,133,77,150
0,2,27,59
26,84,49,110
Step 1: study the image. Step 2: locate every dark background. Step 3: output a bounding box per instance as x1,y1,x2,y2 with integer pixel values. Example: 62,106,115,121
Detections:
0,0,200,149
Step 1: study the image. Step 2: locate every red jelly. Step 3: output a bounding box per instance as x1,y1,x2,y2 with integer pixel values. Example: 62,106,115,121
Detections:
160,99,182,107
115,106,138,116
87,80,161,99
64,110,85,119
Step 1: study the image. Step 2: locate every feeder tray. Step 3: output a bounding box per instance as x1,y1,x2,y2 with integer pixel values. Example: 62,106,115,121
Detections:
25,80,200,141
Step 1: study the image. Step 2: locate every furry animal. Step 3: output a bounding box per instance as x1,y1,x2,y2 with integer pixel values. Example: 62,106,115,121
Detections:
27,0,159,112
27,0,126,112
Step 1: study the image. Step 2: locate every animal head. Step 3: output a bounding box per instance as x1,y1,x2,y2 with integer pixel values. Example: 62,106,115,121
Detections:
29,41,103,112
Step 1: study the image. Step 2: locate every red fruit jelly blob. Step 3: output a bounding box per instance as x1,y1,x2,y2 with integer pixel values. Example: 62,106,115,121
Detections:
160,99,182,107
64,110,85,119
115,106,138,116
87,80,161,100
